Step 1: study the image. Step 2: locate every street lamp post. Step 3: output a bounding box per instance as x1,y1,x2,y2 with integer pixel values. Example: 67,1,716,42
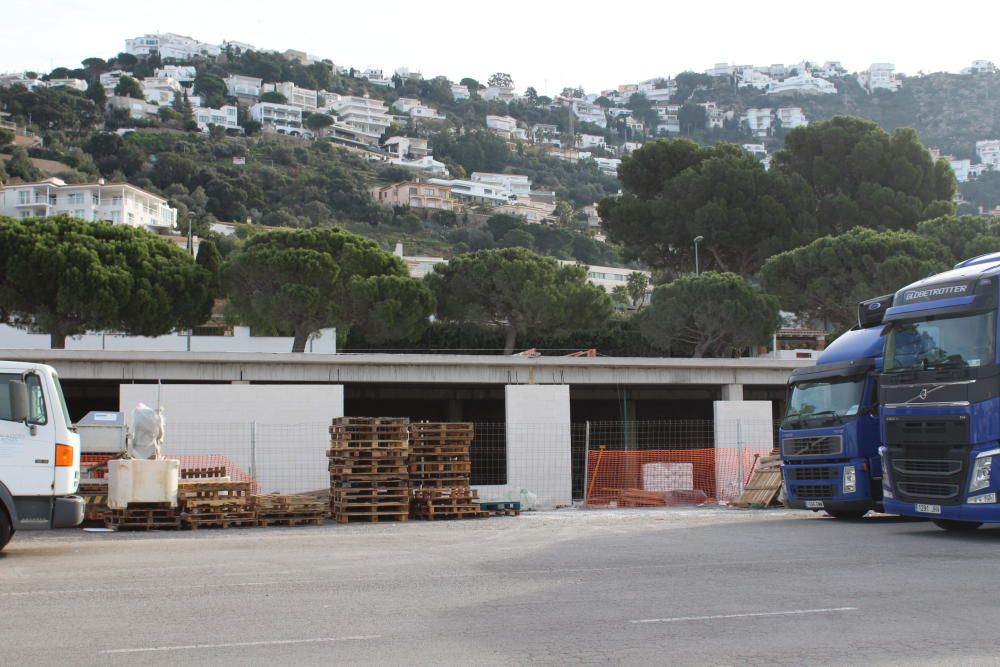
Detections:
693,235,704,275
187,212,194,257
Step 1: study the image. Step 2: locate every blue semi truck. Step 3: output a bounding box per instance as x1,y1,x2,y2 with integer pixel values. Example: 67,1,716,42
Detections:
780,295,893,518
879,253,1000,530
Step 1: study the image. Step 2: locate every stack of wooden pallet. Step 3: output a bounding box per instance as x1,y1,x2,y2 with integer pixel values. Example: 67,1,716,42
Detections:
105,503,181,531
254,494,327,527
328,417,410,524
178,480,257,529
408,422,485,520
731,452,783,508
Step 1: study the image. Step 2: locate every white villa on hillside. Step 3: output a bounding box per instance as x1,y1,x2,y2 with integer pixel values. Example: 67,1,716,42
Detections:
329,95,391,146
124,33,220,60
0,178,177,230
249,101,305,135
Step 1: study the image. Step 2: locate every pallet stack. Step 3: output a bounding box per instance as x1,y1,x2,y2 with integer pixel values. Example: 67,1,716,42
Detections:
408,422,485,520
178,479,257,529
731,451,783,508
254,494,328,527
328,417,410,524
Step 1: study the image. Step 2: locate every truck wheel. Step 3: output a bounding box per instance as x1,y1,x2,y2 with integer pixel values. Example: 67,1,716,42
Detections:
0,506,12,552
827,510,867,520
932,519,982,531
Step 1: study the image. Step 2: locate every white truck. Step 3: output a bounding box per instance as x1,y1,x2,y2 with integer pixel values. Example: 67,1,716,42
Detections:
0,361,83,551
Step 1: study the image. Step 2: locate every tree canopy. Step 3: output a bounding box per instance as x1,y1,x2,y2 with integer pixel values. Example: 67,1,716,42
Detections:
760,226,952,331
223,227,434,352
425,247,613,354
0,215,213,347
638,272,781,358
113,75,143,100
772,116,956,233
597,139,818,276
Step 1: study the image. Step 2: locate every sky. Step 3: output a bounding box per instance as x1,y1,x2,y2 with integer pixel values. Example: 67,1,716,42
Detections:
2,0,998,95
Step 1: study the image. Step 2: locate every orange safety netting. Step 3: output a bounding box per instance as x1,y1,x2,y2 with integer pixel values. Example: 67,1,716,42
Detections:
585,448,768,507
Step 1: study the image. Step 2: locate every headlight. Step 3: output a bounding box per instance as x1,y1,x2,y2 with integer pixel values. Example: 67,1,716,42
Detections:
970,455,993,493
969,492,997,504
843,465,857,494
879,446,893,498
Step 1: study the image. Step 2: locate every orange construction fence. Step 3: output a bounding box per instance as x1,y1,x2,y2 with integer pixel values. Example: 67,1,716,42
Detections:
585,447,769,507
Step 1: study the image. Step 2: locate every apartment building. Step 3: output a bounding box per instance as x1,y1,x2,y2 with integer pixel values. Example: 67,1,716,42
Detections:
383,136,431,159
194,105,241,133
0,178,177,230
776,107,808,129
427,178,516,206
249,101,304,134
329,95,391,145
699,102,727,129
977,140,1000,169
486,114,519,137
558,261,653,297
370,180,460,212
570,100,607,128
742,108,774,137
124,33,220,60
263,81,318,112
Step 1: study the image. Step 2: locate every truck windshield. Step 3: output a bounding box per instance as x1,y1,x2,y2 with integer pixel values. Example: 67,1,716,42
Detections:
785,376,865,423
884,311,995,372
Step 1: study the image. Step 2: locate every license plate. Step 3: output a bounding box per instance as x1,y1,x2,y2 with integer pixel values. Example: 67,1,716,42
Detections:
915,503,942,514
805,500,825,509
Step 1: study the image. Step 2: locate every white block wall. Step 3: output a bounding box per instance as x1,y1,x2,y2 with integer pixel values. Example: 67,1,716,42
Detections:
713,400,774,500
475,384,572,509
120,384,344,494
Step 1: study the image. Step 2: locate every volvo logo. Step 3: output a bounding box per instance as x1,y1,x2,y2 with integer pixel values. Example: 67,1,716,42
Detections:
919,388,929,400
868,302,882,311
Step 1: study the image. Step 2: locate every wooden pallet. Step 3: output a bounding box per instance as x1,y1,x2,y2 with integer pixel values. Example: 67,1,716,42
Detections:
332,510,409,524
253,494,328,514
257,515,326,527
106,505,182,531
618,488,668,507
477,501,521,517
183,510,258,529
731,454,783,508
180,466,228,480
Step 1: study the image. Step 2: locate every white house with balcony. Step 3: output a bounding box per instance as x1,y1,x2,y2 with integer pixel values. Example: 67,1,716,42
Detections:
699,102,727,129
392,98,445,120
857,63,901,93
656,105,681,134
737,68,775,90
486,114,519,136
0,73,46,90
570,100,607,128
964,60,997,74
946,158,972,183
225,75,263,103
593,157,621,175
577,134,607,150
194,105,240,133
470,172,532,198
141,76,181,105
363,68,393,87
977,140,1000,169
125,33,221,60
451,84,471,100
99,70,129,88
776,107,807,129
637,79,677,103
329,95,391,146
742,108,774,137
706,63,737,77
250,101,305,135
767,73,836,95
481,86,518,103
107,95,160,119
263,81,318,112
0,178,177,231
428,178,517,206
154,65,196,83
47,78,87,92
558,261,653,298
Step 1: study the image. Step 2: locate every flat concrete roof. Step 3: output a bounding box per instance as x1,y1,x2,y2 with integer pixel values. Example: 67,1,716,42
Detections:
0,350,814,385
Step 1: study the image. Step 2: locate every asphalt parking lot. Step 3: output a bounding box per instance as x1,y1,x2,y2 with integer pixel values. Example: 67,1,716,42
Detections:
4,507,1000,666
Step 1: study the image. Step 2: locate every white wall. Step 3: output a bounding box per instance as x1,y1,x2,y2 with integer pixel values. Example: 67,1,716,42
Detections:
474,384,573,509
120,384,344,494
0,325,336,353
713,400,774,501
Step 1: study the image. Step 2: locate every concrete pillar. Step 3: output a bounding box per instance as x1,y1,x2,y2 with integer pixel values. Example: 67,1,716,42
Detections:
720,383,744,401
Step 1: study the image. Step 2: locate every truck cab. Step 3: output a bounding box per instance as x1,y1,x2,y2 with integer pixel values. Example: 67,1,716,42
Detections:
879,254,1000,530
0,361,83,550
780,296,891,518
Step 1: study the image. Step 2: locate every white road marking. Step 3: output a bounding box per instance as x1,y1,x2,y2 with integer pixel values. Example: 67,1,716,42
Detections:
630,607,858,624
100,635,382,654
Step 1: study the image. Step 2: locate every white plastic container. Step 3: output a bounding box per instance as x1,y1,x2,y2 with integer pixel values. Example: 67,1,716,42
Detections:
108,459,180,509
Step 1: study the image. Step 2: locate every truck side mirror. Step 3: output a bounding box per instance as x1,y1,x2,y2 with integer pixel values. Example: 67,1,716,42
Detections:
8,380,28,423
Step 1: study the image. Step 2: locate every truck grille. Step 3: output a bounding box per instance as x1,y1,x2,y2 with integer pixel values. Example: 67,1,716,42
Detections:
897,482,960,499
796,485,836,498
787,467,838,481
782,435,843,457
892,459,962,476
